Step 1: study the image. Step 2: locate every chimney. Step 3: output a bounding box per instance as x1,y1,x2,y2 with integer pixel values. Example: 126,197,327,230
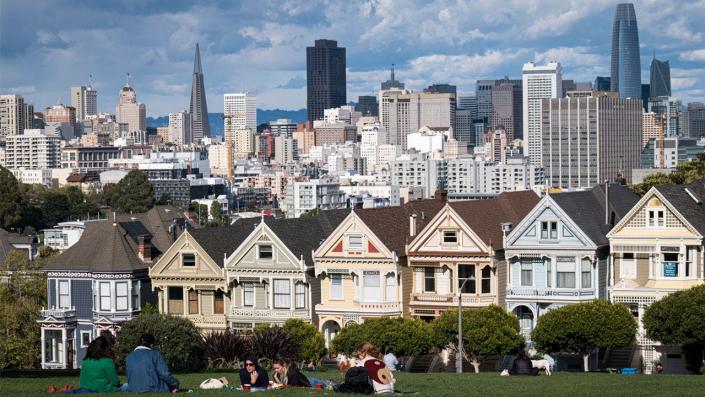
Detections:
137,234,153,262
410,214,417,237
435,189,448,203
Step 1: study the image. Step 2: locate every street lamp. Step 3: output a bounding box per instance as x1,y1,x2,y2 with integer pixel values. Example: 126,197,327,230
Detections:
456,278,469,373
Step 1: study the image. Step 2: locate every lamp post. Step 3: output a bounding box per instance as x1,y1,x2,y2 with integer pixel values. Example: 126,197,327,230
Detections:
456,278,469,373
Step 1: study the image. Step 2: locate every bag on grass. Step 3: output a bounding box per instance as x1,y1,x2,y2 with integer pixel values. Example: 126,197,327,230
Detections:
335,366,374,394
199,378,225,390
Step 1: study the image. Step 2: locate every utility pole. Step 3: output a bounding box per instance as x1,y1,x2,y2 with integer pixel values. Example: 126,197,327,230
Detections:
457,278,469,373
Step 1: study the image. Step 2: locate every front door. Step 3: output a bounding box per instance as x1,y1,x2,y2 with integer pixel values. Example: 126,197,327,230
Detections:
67,339,75,369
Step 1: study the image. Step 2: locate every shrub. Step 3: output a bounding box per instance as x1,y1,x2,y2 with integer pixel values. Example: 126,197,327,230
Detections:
247,326,300,363
115,313,205,372
202,329,246,369
332,317,434,357
283,319,326,362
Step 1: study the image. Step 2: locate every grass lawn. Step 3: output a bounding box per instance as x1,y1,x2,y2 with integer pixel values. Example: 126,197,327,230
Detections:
1,371,704,397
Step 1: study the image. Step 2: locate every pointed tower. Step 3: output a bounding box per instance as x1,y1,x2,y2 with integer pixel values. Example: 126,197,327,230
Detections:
190,43,210,141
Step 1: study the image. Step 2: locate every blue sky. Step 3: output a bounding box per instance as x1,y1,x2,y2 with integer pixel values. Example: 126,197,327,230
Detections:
1,0,704,116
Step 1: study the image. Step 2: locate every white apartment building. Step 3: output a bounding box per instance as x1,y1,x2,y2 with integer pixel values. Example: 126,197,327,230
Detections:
11,168,53,185
284,179,347,218
339,184,401,206
168,111,192,145
71,85,97,121
4,129,61,169
115,85,146,132
224,92,256,137
522,61,562,165
322,105,361,125
360,123,389,172
207,144,231,176
0,94,24,137
43,221,87,251
407,129,446,154
391,156,447,198
274,135,299,164
235,127,256,159
380,90,455,150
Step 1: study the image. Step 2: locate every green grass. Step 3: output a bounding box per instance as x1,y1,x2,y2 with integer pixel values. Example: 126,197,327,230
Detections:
1,371,704,397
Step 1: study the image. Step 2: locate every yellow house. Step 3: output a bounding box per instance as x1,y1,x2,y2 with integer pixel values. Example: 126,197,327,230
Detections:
314,198,444,347
607,182,705,373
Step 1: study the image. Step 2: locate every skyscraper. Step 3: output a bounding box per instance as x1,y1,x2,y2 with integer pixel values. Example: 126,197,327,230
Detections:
190,43,210,141
522,62,562,165
687,102,705,138
650,56,671,98
490,81,522,141
610,3,642,98
168,111,192,145
224,92,256,140
594,76,611,92
381,65,404,91
306,39,346,122
71,85,97,121
356,95,379,117
0,94,24,137
115,83,146,132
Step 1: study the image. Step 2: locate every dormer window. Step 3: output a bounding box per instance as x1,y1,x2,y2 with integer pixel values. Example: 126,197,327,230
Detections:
443,230,458,244
348,235,363,252
648,210,665,227
540,221,558,240
258,245,273,259
182,253,196,267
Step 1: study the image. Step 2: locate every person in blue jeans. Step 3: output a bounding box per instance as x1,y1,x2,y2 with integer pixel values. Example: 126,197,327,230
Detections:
125,333,180,393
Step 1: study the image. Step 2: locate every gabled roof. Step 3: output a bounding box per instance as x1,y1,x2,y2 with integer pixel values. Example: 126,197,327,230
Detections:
190,218,267,267
0,229,20,265
550,184,639,246
449,190,541,250
653,182,705,235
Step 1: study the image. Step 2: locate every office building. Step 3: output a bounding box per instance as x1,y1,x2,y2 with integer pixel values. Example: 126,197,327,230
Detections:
650,57,671,99
522,62,562,165
648,96,682,137
314,122,356,146
224,92,256,138
380,91,455,149
490,81,522,140
44,103,76,125
4,129,61,169
115,84,146,132
686,102,705,138
70,85,97,121
485,128,508,163
0,94,24,137
22,103,34,130
168,111,192,145
541,92,642,188
356,95,379,117
594,76,611,92
643,112,660,148
306,39,346,122
189,43,211,141
457,95,477,114
380,65,404,91
611,3,642,98
269,118,297,138
61,146,121,171
455,108,474,144
274,135,299,164
424,83,457,96
642,83,651,111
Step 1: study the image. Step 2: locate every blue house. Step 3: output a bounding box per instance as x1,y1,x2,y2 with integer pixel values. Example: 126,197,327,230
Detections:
38,206,188,369
504,184,637,338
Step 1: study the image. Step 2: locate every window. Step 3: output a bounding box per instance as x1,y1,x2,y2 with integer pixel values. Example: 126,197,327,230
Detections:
243,283,254,307
258,245,273,260
540,221,558,240
99,282,111,311
443,230,458,244
481,266,492,294
274,279,291,308
385,274,396,302
182,253,196,267
168,287,184,314
662,253,679,277
556,260,576,288
546,259,552,288
115,282,129,311
58,280,70,309
348,235,363,251
330,274,343,300
581,258,592,288
458,265,476,293
648,210,665,227
424,267,436,292
295,283,306,309
521,260,533,286
214,290,225,314
132,280,141,311
363,271,381,302
44,330,64,364
188,290,199,314
621,253,636,279
80,331,92,348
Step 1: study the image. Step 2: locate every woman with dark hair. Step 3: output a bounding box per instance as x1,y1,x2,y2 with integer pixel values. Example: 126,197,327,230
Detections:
272,359,311,387
509,346,539,376
356,342,395,394
239,355,269,390
78,336,126,393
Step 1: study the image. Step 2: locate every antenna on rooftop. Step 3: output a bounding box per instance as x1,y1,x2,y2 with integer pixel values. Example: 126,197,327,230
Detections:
88,73,93,87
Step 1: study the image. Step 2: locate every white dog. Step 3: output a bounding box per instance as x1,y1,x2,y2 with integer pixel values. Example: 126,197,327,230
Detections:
531,359,551,376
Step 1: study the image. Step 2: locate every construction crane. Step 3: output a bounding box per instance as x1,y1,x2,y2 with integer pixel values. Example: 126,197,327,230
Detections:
220,114,235,178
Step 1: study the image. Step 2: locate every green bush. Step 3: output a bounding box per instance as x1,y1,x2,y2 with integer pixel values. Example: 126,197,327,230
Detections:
202,329,246,369
283,319,326,362
115,313,205,372
332,317,434,357
247,326,300,363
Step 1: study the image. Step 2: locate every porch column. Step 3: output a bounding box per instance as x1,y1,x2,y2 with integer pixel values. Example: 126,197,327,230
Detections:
289,277,294,311
61,328,67,368
182,286,188,315
269,277,274,309
40,328,46,369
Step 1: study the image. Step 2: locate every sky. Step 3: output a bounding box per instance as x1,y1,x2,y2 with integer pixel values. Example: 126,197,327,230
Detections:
1,0,704,117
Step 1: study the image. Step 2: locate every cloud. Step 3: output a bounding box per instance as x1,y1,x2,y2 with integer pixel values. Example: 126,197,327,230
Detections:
36,31,72,49
153,79,188,95
672,78,697,90
276,76,306,89
680,49,705,62
533,47,606,68
5,85,37,95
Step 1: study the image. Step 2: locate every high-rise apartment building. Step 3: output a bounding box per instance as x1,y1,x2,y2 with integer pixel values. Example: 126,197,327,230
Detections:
642,112,660,148
541,92,642,188
22,103,34,130
274,135,299,164
269,119,297,138
168,111,192,145
235,127,256,159
0,94,24,137
380,91,456,150
306,39,346,122
4,129,61,169
686,102,705,138
224,92,256,141
650,57,671,98
356,95,379,117
70,85,97,121
522,62,562,165
115,84,146,132
189,43,211,141
611,3,642,98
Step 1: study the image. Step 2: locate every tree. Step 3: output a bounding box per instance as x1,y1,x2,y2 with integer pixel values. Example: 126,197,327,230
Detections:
247,326,300,363
283,319,326,363
629,154,705,196
40,190,71,227
629,173,674,196
331,317,435,359
433,305,524,373
156,193,172,206
643,285,705,373
191,201,209,226
531,300,637,372
115,313,205,372
209,201,223,225
112,170,154,213
0,166,22,229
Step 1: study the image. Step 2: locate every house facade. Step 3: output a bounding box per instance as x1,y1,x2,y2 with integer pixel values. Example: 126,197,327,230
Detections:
607,183,705,373
406,191,540,320
38,206,186,369
504,184,637,337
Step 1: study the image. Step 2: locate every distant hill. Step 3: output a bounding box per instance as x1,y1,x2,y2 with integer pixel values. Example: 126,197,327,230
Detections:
146,109,307,136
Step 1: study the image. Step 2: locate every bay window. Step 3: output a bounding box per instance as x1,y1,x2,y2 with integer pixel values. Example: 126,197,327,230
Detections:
621,253,636,279
662,253,679,277
58,280,70,309
188,290,199,314
274,279,291,309
385,274,396,302
424,267,436,292
214,290,225,314
295,283,306,309
481,266,492,293
99,282,111,311
168,287,183,314
363,271,381,302
243,283,254,307
458,264,476,293
330,274,343,300
556,259,576,288
520,260,533,286
116,282,129,311
546,259,552,288
581,258,592,289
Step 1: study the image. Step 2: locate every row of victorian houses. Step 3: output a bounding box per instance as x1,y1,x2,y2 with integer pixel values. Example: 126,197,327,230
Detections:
38,182,705,373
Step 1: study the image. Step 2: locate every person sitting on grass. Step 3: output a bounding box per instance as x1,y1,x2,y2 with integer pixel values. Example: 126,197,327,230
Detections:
356,342,395,394
79,336,127,393
509,347,539,376
272,358,311,387
239,355,269,389
125,333,180,393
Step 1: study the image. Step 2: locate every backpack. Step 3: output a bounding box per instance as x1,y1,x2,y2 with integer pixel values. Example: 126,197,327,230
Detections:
335,367,374,394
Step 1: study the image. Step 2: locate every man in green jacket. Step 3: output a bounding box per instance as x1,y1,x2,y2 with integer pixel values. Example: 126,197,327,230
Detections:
79,336,126,392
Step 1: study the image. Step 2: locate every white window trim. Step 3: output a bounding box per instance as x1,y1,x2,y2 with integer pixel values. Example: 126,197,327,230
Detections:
347,234,364,252
57,279,71,310
115,281,129,312
182,252,197,267
242,282,255,307
441,229,459,244
98,281,111,312
80,330,92,348
329,274,344,300
295,283,306,309
647,208,666,228
258,244,274,260
273,279,291,309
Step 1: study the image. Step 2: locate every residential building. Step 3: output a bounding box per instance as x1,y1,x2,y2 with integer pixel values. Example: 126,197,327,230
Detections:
43,221,88,252
38,207,188,369
0,228,39,262
269,119,297,138
168,111,192,145
643,112,660,148
0,94,24,137
356,95,378,117
235,127,256,159
284,179,347,218
607,183,705,374
391,157,447,199
10,168,53,185
157,126,170,143
115,84,146,132
314,122,356,146
611,3,642,98
406,191,540,319
293,123,315,155
274,135,298,164
307,39,346,122
4,129,61,169
522,62,562,165
61,146,120,172
23,103,35,130
407,129,446,154
70,85,97,121
648,96,682,137
541,92,642,188
190,43,211,141
224,93,256,135
650,57,671,99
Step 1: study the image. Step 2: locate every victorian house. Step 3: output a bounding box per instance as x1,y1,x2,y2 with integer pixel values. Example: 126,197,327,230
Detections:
607,182,705,373
406,191,540,320
314,198,443,347
224,210,347,330
39,207,188,369
504,184,637,337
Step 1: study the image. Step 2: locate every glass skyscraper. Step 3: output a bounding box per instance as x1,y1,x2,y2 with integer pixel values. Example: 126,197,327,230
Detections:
610,3,642,99
306,39,346,122
650,57,672,98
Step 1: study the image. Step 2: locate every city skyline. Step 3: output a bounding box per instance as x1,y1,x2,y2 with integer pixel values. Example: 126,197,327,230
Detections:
1,0,704,116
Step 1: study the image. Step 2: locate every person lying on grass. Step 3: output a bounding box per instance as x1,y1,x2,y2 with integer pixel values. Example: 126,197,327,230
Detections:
239,355,269,389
